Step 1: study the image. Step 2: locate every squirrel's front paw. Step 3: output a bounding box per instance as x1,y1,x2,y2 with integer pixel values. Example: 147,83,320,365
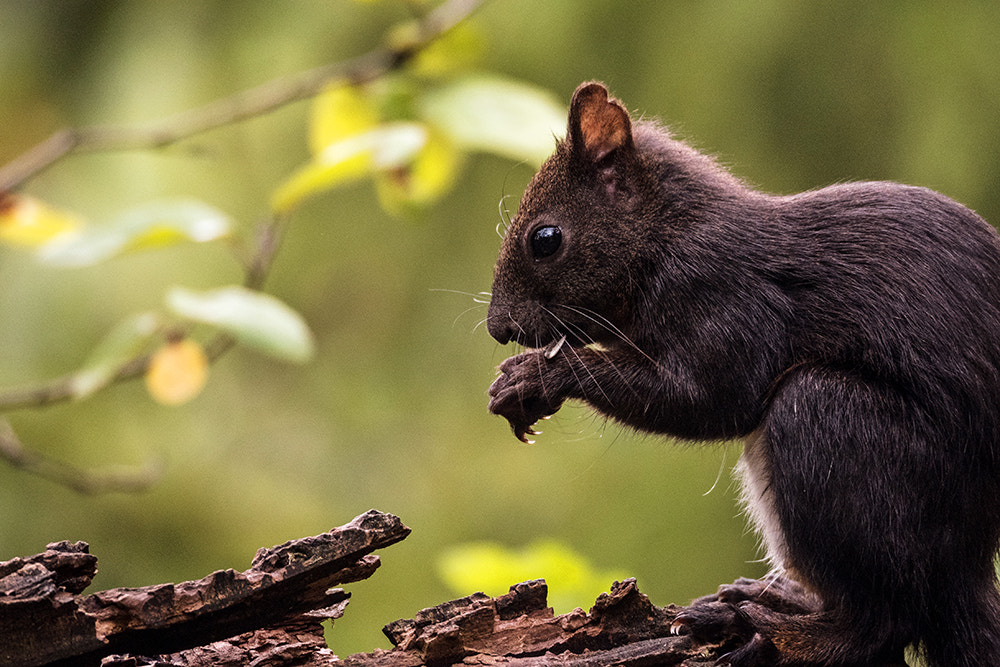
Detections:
488,351,565,443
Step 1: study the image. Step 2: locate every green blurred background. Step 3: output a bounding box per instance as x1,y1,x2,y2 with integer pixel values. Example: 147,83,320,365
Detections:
1,0,999,657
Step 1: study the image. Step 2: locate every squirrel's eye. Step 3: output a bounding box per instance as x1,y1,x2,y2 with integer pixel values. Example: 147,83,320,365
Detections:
530,225,562,259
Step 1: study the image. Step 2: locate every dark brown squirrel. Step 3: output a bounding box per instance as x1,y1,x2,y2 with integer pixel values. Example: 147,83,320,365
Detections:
486,81,1000,666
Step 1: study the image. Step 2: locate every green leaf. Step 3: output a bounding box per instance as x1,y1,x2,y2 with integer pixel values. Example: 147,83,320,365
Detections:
272,122,429,214
437,540,628,614
166,286,315,363
40,199,231,267
388,21,483,77
418,75,566,166
70,312,162,399
363,122,430,168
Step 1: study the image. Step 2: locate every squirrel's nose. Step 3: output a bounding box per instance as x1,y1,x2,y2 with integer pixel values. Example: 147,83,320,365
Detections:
486,302,514,344
488,319,513,345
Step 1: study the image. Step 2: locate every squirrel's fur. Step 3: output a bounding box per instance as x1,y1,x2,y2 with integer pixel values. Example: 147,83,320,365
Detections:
487,81,1000,666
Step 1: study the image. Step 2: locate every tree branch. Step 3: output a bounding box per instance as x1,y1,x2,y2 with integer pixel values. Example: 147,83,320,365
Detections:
0,0,486,195
0,206,287,414
0,419,161,494
0,0,485,407
0,215,284,489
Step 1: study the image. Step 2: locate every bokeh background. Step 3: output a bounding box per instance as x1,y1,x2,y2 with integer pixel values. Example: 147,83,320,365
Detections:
2,0,999,657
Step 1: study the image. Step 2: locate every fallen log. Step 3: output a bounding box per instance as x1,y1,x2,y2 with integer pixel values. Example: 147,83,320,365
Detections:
0,510,905,666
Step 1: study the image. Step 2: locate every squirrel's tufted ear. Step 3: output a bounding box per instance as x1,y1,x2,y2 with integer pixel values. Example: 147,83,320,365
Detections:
568,81,634,163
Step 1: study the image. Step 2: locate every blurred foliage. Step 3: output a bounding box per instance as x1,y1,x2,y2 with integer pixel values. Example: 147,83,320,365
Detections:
0,0,998,658
277,74,564,214
439,541,629,613
0,194,83,246
145,338,209,407
37,199,231,267
165,285,315,364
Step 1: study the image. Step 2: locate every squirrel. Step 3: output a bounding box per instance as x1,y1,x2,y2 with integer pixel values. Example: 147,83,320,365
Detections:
486,81,1000,666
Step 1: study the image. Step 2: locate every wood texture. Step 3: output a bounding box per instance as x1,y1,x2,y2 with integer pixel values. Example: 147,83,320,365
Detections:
0,510,409,667
1,510,903,666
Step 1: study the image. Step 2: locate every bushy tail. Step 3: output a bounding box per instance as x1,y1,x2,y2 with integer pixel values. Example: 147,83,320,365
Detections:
920,584,1000,667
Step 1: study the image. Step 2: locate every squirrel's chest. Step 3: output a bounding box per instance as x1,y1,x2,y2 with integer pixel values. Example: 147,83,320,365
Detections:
736,429,790,573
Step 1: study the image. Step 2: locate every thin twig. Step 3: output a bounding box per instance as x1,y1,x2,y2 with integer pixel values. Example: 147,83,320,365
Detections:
0,419,162,494
0,0,486,194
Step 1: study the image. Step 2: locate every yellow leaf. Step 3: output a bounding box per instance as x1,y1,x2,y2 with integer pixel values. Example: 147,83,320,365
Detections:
271,148,371,214
375,131,463,216
0,194,82,247
309,82,379,156
145,339,208,406
272,123,428,214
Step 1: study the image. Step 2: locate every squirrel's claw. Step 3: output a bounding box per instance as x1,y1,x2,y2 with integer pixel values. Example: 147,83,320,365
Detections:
512,423,541,444
489,349,567,443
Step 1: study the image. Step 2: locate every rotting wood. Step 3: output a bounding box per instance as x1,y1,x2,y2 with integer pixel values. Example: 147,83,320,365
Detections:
0,510,907,666
336,577,727,667
0,510,409,667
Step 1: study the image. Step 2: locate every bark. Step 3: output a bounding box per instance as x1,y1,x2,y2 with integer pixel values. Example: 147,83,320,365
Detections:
340,577,724,667
1,509,887,666
0,510,408,667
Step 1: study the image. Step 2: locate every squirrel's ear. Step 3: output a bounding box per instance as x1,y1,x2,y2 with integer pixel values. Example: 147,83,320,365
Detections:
568,81,634,163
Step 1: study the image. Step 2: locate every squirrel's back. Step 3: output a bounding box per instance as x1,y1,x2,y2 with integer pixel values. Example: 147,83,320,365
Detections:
769,182,1000,439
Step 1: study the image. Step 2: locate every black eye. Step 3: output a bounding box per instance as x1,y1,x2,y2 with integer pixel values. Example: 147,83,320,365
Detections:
530,225,562,259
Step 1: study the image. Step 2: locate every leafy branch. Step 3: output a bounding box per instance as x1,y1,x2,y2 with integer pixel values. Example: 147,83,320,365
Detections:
0,211,287,414
0,0,492,492
0,0,486,195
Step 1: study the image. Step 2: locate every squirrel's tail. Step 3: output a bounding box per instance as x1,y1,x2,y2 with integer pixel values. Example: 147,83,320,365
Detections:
920,578,1000,667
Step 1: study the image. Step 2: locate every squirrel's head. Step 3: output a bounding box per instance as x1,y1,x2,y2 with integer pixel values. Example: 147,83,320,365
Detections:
487,81,653,348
